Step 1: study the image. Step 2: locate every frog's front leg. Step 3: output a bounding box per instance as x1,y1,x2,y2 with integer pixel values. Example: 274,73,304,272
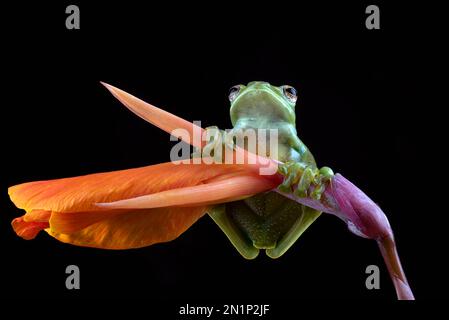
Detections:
278,162,334,200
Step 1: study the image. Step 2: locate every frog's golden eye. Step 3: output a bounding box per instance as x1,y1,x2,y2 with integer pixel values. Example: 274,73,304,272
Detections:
282,85,298,103
228,85,241,102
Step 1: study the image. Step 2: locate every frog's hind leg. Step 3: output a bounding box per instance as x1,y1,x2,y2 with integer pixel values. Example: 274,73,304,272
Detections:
208,204,259,260
266,205,321,259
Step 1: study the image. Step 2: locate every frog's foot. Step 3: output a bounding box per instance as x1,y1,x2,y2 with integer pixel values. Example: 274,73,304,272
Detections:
278,162,334,200
191,126,233,161
309,166,334,200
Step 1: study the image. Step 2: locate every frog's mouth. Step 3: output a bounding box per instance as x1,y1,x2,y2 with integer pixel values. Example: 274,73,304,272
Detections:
230,89,296,126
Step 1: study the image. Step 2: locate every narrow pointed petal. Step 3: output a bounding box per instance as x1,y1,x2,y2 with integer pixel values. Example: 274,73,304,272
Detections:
96,174,280,209
101,82,205,148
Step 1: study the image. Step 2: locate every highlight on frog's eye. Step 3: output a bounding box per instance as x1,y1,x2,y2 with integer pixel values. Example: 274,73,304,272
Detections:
7,81,414,300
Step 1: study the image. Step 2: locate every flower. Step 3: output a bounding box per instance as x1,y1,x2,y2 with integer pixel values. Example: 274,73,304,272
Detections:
9,83,282,249
7,83,413,299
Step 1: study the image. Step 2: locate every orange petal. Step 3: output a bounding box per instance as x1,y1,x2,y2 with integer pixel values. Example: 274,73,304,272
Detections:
47,206,208,249
12,216,49,240
48,210,123,234
9,162,263,214
23,210,51,222
9,162,278,247
96,174,280,209
101,82,205,149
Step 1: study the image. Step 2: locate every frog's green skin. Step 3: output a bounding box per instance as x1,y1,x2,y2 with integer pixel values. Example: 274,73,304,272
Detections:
207,81,326,259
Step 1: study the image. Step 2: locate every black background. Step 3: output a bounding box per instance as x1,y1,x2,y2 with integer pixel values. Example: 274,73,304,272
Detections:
0,1,444,306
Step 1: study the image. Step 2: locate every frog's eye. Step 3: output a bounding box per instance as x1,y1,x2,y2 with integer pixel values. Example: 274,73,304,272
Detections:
228,85,241,102
282,85,298,104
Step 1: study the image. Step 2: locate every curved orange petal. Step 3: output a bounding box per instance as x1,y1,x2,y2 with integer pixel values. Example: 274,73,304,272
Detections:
23,210,52,222
12,216,49,240
11,205,208,249
8,161,262,214
9,161,280,248
47,206,207,249
48,210,123,234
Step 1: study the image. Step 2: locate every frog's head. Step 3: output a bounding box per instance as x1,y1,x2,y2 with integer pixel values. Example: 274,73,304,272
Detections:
229,81,297,127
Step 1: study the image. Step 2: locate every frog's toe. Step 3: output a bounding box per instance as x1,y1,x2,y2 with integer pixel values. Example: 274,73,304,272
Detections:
310,183,326,200
310,167,335,200
278,162,334,199
295,167,315,198
278,162,305,193
319,166,334,182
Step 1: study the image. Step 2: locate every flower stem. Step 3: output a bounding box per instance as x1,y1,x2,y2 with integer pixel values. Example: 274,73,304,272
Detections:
377,236,415,300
